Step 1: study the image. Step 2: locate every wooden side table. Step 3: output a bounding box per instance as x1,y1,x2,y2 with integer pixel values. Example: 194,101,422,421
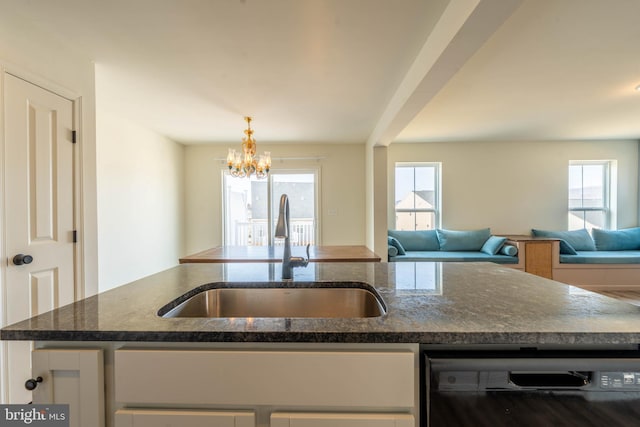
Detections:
503,236,558,280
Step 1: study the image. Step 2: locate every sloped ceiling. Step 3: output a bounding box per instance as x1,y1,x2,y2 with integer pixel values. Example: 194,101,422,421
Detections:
3,0,640,145
396,0,640,143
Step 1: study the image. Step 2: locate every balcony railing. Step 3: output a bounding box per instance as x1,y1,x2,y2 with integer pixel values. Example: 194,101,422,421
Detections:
229,219,315,246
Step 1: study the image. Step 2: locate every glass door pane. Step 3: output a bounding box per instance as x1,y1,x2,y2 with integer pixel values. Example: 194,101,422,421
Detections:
271,173,316,246
223,174,268,246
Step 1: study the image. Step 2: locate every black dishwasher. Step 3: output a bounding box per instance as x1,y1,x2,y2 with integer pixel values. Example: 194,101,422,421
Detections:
424,350,640,427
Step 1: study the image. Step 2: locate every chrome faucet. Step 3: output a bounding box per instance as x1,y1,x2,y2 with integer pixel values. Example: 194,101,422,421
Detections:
275,194,309,280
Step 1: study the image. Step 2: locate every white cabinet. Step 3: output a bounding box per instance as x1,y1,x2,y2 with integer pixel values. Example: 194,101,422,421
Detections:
115,349,414,408
114,348,417,427
29,345,418,427
31,348,104,427
271,412,414,427
115,408,255,427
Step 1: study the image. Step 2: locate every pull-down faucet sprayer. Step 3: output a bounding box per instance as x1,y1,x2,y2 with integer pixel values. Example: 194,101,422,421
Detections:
275,194,309,280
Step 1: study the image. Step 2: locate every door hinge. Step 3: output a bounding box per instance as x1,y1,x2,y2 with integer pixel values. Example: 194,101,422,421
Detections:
72,230,77,243
71,130,77,144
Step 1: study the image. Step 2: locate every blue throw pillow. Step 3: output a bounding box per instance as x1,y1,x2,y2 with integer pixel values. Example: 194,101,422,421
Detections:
436,228,491,251
500,244,518,256
592,227,640,251
481,235,507,255
388,229,439,251
531,228,595,253
556,240,578,255
387,236,406,255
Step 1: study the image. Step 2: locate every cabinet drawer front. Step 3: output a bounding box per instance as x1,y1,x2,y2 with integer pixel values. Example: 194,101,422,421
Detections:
115,409,255,427
115,349,414,408
271,412,414,427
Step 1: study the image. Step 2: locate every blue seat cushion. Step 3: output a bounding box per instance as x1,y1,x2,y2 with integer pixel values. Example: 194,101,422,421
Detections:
388,229,439,251
560,251,640,264
391,251,519,264
592,227,640,251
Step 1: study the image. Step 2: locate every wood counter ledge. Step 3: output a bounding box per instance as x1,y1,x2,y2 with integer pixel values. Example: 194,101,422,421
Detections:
179,245,381,263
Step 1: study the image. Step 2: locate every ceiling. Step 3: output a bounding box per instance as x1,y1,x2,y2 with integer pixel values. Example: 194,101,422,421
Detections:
4,0,640,145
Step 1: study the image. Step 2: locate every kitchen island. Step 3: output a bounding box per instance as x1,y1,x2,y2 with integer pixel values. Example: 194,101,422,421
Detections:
3,261,640,427
4,261,640,344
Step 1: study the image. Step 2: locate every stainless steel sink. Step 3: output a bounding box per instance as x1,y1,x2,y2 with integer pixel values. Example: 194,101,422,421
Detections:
158,282,386,318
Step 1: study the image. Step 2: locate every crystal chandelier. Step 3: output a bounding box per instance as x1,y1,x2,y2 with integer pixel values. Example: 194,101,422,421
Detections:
226,116,271,179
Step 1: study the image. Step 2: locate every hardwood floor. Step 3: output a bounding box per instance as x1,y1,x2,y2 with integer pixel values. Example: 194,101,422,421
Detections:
595,290,640,306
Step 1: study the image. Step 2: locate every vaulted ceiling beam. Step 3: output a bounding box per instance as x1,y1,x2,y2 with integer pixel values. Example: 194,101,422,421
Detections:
367,0,523,147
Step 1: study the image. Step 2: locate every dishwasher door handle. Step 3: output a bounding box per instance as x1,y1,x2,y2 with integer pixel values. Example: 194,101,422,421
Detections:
509,371,591,388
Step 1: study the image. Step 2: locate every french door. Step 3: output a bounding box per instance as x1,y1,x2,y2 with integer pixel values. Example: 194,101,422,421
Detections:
223,170,318,247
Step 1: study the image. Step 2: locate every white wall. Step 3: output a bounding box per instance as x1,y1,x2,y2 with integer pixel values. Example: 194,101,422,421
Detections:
96,110,185,291
184,143,366,254
388,140,638,234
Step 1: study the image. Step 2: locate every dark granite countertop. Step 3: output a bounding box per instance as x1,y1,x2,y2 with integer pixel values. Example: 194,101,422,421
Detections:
2,262,640,345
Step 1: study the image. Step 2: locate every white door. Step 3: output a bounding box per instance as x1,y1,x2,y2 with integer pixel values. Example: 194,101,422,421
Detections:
2,73,75,403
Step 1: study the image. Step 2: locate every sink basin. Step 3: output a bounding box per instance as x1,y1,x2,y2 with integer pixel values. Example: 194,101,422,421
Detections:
158,282,386,318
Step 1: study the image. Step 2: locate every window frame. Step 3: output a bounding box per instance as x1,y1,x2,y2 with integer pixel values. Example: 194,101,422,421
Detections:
568,160,611,231
394,162,441,231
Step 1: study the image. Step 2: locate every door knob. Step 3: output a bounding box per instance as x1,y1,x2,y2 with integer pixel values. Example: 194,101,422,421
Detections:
25,376,43,391
13,254,33,265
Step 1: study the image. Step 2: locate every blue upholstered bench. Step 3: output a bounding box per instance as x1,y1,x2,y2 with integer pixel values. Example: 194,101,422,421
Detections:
388,229,521,266
532,227,640,290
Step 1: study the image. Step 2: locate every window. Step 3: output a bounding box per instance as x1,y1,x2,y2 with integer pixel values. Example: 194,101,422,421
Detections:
394,163,441,230
223,171,318,246
568,161,610,231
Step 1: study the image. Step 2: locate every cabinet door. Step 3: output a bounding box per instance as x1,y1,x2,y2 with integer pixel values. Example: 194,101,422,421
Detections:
32,349,104,427
115,409,255,427
271,412,414,427
524,241,553,279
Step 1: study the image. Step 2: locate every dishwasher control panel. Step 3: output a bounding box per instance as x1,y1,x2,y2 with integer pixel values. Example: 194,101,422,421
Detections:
599,372,640,389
